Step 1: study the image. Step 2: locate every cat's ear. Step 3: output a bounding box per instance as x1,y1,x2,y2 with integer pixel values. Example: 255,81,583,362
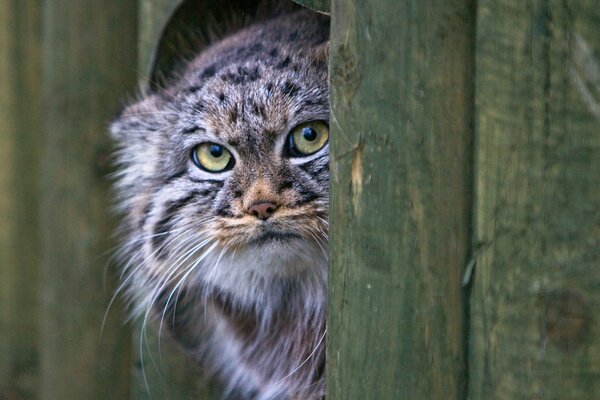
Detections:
110,94,164,144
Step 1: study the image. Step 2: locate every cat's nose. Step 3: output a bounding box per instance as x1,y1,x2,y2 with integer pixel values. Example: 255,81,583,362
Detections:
248,201,277,220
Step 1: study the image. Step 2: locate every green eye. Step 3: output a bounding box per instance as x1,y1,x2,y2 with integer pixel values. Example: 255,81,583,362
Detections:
191,143,234,172
288,121,329,157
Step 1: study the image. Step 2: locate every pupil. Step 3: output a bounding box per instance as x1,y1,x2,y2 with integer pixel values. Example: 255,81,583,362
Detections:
302,127,317,141
210,145,223,157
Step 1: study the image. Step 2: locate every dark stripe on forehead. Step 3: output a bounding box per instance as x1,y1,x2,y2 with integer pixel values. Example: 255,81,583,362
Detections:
182,125,203,134
229,104,239,123
282,81,301,98
276,56,291,70
220,65,261,85
251,102,266,118
301,96,328,108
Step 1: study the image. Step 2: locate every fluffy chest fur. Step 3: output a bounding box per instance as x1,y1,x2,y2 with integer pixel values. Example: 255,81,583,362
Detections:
110,9,329,400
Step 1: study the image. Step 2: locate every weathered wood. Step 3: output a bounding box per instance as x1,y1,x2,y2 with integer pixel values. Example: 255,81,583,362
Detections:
0,1,42,399
327,0,474,399
138,0,185,86
38,1,138,399
131,324,220,400
469,1,600,398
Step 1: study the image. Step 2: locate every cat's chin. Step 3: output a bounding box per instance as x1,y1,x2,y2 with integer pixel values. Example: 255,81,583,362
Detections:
247,231,303,246
189,235,327,308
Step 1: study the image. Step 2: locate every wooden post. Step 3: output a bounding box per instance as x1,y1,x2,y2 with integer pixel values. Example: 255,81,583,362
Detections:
327,0,474,398
469,1,600,398
138,0,185,85
0,1,41,399
38,1,137,399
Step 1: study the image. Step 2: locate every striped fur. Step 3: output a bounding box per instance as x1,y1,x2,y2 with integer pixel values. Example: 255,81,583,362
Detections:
110,9,329,400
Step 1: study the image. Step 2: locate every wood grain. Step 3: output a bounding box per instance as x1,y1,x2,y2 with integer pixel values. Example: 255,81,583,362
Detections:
0,1,42,399
38,1,137,398
327,0,474,398
469,1,600,398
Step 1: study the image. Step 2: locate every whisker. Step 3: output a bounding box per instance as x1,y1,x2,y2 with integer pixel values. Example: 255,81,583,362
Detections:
156,239,221,355
274,328,327,386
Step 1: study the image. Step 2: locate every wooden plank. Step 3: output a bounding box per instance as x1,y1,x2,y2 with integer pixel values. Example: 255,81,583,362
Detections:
38,1,138,399
469,1,600,398
0,1,42,399
131,325,220,400
138,0,185,86
327,0,474,398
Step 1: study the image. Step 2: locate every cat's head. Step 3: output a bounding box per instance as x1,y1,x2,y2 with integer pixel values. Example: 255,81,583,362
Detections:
110,10,329,310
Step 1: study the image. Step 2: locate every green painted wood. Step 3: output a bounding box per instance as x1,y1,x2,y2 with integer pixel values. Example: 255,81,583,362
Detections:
292,0,329,14
138,0,185,87
469,1,600,398
327,0,474,399
38,1,138,399
131,324,220,400
0,1,42,399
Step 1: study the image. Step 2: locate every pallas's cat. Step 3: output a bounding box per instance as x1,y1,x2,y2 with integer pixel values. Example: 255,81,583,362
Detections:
110,8,329,400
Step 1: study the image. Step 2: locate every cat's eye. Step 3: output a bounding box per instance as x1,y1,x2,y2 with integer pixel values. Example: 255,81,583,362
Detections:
287,121,329,157
191,143,234,172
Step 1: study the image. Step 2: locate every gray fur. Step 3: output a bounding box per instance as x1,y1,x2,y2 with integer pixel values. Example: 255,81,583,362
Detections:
111,10,329,400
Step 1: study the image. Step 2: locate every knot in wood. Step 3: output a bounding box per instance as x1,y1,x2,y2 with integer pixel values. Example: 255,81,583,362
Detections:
541,289,591,354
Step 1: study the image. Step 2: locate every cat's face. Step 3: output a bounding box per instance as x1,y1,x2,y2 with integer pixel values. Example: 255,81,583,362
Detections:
111,11,329,309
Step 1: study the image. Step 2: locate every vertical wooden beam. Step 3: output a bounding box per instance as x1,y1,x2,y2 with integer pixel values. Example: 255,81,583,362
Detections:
470,1,600,398
39,1,137,399
130,328,219,400
328,0,474,398
0,1,41,399
138,0,185,85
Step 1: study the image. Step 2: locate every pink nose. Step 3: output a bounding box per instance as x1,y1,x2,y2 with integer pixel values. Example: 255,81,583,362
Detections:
248,202,277,220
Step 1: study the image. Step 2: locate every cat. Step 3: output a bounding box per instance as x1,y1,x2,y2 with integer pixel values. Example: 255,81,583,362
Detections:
110,8,329,400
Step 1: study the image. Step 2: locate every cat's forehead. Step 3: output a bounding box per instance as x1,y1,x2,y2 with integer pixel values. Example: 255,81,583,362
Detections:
201,66,295,139
175,61,327,146
161,10,329,146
